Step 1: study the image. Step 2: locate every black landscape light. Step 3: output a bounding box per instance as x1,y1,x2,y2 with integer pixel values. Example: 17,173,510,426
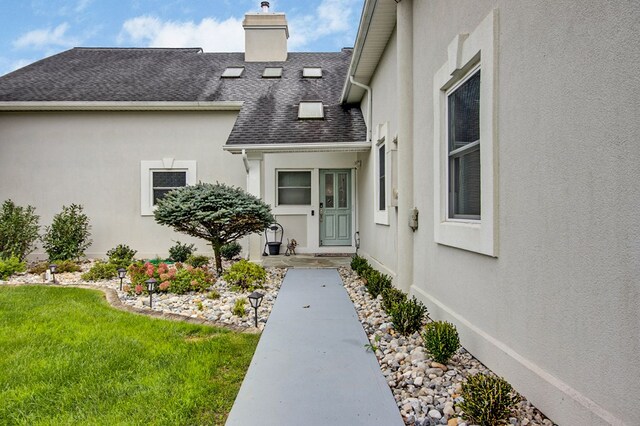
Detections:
146,278,157,308
248,291,264,328
117,268,126,291
49,264,58,284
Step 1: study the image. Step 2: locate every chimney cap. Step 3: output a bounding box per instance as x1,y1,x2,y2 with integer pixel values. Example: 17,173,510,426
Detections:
261,1,270,12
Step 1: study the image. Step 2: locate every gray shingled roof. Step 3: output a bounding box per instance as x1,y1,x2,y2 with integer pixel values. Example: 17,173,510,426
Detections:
0,48,366,146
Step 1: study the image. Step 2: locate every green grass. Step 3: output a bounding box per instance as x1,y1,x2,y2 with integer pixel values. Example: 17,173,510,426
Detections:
0,286,259,425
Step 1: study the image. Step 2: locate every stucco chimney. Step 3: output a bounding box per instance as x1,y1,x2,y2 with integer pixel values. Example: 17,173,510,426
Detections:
243,2,289,62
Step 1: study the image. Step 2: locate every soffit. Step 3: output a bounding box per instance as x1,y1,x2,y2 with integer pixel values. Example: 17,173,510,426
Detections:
341,0,397,104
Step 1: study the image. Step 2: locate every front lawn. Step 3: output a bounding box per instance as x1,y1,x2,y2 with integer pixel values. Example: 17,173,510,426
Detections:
0,286,259,425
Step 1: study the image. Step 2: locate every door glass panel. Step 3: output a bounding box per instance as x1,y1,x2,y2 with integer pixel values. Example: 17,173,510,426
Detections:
325,173,334,208
338,173,347,208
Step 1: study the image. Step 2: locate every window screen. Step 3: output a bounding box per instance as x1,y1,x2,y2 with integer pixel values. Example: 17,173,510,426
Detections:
378,143,386,211
448,70,481,218
152,171,186,205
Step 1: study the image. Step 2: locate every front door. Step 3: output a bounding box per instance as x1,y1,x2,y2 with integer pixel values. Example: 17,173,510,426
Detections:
319,169,351,246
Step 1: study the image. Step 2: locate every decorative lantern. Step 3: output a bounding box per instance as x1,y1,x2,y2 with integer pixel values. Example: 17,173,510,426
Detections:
49,264,58,284
146,278,157,308
117,268,126,291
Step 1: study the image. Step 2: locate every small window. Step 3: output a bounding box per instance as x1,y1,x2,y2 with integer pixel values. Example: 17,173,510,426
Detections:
140,160,196,216
277,171,311,205
152,171,186,205
298,101,324,119
263,67,282,78
222,67,244,78
303,67,322,78
447,69,480,219
377,142,386,211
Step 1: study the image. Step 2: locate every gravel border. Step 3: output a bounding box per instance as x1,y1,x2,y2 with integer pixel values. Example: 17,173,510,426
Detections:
338,267,556,426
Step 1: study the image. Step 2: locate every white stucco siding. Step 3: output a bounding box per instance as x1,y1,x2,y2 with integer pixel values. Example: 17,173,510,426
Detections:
264,152,358,253
410,1,640,425
357,28,399,277
0,111,244,259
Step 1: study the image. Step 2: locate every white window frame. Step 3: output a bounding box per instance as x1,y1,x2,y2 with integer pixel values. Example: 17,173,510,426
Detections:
303,67,322,78
433,10,498,256
276,169,312,206
374,122,389,225
298,101,324,119
140,159,196,216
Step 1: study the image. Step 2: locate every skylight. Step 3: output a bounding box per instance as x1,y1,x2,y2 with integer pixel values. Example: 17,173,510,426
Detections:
263,67,283,78
222,67,244,78
298,102,324,119
303,67,322,78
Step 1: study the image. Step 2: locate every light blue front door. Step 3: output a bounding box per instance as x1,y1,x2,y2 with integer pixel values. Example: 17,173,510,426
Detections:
319,169,352,246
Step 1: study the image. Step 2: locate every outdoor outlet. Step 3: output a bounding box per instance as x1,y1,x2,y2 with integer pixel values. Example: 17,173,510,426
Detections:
409,208,419,231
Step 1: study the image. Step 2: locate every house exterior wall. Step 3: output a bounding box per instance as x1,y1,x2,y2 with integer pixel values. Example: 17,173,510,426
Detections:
407,1,640,424
0,111,244,259
263,152,358,254
357,29,399,277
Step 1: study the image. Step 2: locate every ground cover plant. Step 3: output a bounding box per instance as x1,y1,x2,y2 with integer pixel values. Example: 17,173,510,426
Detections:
0,286,259,425
0,255,26,279
28,259,82,274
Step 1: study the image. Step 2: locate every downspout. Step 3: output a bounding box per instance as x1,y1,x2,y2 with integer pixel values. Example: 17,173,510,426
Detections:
349,77,372,254
349,76,372,143
241,149,250,174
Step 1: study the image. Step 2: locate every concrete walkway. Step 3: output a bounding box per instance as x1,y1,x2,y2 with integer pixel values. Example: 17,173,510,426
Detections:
226,268,403,426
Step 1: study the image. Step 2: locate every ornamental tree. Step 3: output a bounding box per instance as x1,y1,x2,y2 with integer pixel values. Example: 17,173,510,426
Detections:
154,182,274,274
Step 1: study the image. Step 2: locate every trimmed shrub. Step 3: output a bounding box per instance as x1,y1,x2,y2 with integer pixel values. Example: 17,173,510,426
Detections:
186,255,210,269
0,200,40,261
350,254,368,273
223,259,266,291
106,244,137,269
381,287,407,313
42,204,92,261
168,241,196,263
0,255,26,280
387,296,428,335
422,321,460,364
458,374,521,425
233,298,247,317
363,269,392,299
220,241,242,260
81,261,118,281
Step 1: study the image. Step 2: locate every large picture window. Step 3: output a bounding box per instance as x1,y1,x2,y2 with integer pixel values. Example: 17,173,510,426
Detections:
277,171,311,205
448,69,481,219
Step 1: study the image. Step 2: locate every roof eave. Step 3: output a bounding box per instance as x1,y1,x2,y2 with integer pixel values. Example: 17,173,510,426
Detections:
223,141,371,154
0,101,244,112
340,0,397,104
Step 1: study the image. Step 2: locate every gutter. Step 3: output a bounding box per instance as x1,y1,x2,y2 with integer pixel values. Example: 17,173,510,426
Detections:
0,101,244,112
349,76,372,143
223,141,371,154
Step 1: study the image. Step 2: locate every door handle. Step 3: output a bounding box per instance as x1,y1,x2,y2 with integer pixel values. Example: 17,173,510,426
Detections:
319,202,324,222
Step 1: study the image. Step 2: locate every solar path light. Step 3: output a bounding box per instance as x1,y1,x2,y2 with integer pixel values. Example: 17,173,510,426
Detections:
248,291,264,328
146,278,157,308
49,264,58,284
117,268,126,291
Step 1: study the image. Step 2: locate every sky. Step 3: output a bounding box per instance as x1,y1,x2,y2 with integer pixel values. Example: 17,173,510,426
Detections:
0,0,365,77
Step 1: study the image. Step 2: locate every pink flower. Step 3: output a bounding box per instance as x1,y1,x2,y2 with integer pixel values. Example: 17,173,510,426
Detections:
159,273,169,282
168,269,177,278
159,281,170,291
123,284,131,293
135,284,143,295
191,280,198,287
